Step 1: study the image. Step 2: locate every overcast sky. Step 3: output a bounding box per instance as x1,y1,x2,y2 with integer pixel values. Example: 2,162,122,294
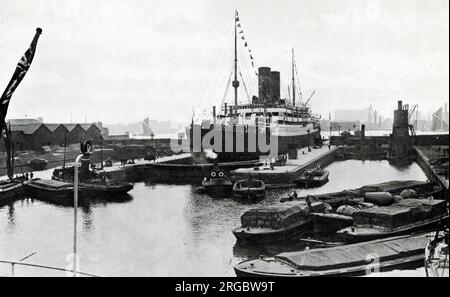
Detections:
0,0,448,125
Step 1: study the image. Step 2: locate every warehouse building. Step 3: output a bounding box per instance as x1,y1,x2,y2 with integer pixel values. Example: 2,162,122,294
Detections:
1,119,103,151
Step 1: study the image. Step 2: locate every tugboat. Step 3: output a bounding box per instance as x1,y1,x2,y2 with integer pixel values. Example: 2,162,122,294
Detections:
51,155,133,197
232,177,266,202
25,178,74,204
27,158,48,171
201,168,233,198
294,165,329,188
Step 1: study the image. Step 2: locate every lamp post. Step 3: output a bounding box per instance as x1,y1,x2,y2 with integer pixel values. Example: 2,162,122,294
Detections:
73,140,93,277
73,153,83,277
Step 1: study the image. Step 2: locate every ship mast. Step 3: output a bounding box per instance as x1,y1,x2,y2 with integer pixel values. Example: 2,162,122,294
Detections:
232,11,240,118
291,48,296,107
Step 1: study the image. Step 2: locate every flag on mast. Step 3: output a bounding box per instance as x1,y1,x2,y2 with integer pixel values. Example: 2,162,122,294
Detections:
0,28,42,135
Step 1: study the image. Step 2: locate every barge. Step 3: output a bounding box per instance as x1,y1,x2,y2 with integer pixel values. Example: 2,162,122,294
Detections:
234,233,431,277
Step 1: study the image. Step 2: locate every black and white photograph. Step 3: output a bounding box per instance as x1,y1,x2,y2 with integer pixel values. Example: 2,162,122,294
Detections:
0,0,448,283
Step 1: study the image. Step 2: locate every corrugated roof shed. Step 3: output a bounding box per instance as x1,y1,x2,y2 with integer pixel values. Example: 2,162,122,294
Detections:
10,123,43,135
44,123,63,132
7,118,41,125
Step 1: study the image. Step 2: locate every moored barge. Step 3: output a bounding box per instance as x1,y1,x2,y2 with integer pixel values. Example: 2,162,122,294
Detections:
234,233,431,277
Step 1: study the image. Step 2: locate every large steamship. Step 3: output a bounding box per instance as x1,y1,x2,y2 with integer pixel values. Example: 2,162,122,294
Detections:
187,12,321,162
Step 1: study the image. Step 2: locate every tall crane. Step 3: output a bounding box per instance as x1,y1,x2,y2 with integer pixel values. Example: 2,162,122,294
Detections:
408,104,418,136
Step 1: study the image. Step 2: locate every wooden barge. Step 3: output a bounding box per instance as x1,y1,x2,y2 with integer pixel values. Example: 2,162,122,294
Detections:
234,233,432,277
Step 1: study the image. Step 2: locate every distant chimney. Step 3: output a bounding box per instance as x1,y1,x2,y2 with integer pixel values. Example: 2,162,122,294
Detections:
224,103,228,115
212,106,216,125
361,124,365,142
398,100,402,110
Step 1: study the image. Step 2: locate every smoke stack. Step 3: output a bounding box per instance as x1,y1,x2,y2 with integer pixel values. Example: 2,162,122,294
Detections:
398,100,403,110
258,67,271,103
213,106,216,124
361,124,365,142
224,103,227,115
270,71,280,100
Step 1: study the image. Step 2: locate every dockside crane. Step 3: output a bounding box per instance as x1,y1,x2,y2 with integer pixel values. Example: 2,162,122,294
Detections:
408,104,418,136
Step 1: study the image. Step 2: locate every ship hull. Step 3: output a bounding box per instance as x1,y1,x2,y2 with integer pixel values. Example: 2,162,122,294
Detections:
187,124,321,162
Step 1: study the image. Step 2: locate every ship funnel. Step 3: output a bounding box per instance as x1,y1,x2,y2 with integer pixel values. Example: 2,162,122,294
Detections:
270,71,280,100
258,67,271,103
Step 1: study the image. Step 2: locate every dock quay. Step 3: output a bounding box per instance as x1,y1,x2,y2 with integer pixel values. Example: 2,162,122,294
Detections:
413,146,449,199
230,146,339,185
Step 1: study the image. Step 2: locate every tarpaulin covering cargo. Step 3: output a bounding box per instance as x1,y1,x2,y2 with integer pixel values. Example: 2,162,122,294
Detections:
275,234,429,271
394,198,447,219
353,199,446,229
241,201,325,229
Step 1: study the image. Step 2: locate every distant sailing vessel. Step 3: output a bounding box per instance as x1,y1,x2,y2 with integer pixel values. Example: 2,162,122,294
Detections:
186,12,321,163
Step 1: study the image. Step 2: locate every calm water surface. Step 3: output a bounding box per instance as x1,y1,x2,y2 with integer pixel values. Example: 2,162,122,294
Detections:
0,160,429,276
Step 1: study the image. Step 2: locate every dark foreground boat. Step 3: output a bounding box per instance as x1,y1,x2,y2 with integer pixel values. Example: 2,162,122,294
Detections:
234,233,431,277
200,169,233,198
27,158,48,171
337,198,448,243
25,178,74,203
52,165,133,196
294,167,329,188
232,200,325,244
232,178,266,202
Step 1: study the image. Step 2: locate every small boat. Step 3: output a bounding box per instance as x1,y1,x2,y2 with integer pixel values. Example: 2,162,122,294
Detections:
25,178,74,203
232,200,325,244
234,233,431,277
425,226,449,277
294,167,329,188
337,198,448,243
0,178,26,206
232,178,266,202
27,158,48,171
201,169,233,198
